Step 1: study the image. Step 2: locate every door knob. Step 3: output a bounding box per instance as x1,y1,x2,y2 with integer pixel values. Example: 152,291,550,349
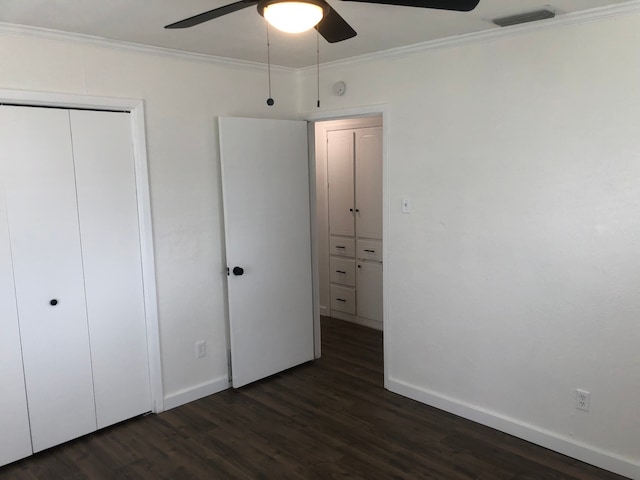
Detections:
50,299,58,306
232,266,244,276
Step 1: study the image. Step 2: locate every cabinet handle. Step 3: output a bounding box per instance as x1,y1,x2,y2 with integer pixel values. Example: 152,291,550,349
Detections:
336,298,346,302
357,265,361,269
349,208,354,212
335,246,346,249
50,299,58,306
336,270,346,274
355,208,360,213
364,249,376,253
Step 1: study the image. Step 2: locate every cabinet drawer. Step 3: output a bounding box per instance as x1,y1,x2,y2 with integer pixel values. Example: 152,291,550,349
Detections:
330,236,355,257
330,285,356,315
330,257,355,286
356,239,382,262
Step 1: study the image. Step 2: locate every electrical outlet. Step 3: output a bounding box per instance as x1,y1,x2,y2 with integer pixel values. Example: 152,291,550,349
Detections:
575,389,590,412
196,341,207,359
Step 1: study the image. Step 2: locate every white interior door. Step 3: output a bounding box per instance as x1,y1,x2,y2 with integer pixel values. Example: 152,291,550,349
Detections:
0,106,97,452
219,117,314,388
70,110,151,429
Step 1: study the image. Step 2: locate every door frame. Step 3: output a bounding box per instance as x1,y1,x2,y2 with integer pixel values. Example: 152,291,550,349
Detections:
307,104,389,386
0,88,164,412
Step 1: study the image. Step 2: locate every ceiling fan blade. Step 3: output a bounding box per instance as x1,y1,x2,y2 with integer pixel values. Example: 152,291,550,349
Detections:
165,1,258,29
341,0,479,11
315,5,357,43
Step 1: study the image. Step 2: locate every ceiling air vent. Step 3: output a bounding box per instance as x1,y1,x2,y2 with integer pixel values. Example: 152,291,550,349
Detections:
493,9,555,27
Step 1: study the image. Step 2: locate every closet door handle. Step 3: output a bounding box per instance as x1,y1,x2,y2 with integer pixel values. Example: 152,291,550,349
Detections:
50,299,58,306
349,208,354,212
232,266,244,276
355,208,360,213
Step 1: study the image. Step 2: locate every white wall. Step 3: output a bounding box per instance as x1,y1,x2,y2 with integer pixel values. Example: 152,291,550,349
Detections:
0,32,299,407
301,10,640,479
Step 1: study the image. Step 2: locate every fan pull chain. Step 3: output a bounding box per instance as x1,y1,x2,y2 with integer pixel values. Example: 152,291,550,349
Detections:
266,22,274,106
316,29,321,108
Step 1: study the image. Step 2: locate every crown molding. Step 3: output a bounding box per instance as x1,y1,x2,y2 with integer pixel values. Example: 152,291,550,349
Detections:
1,0,639,74
300,0,640,72
0,21,294,73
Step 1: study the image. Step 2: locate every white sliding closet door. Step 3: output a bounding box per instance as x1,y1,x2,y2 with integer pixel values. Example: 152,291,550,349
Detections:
0,106,97,452
0,177,32,466
70,110,151,429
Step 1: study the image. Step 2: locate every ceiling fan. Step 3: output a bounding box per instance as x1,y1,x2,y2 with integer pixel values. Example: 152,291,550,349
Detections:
165,0,480,44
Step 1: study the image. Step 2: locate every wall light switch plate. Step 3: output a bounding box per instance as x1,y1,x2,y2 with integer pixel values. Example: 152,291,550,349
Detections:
401,195,411,214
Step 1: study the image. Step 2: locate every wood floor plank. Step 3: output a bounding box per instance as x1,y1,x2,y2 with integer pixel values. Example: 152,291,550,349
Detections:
0,316,630,479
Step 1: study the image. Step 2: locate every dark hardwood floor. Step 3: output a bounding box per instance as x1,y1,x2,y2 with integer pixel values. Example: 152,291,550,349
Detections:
1,317,628,479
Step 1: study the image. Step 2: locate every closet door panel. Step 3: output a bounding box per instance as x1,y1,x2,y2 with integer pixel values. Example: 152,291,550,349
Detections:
327,130,355,237
355,127,383,240
70,110,151,429
0,106,97,452
0,163,32,466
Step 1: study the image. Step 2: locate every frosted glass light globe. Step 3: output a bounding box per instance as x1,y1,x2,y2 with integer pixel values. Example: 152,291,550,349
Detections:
264,2,324,34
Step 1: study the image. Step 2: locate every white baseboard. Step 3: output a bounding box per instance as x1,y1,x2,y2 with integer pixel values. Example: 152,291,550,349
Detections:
330,310,383,331
163,375,229,411
387,377,639,480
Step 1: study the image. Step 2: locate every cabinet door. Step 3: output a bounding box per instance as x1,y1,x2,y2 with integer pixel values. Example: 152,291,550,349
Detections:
355,127,383,240
0,106,97,453
356,262,383,322
0,152,32,466
327,130,355,237
70,110,151,429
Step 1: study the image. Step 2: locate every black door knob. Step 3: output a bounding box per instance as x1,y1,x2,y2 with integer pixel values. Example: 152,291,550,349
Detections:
232,266,244,276
50,299,58,306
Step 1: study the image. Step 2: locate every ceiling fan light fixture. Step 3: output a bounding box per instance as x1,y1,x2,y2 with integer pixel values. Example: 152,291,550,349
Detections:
261,0,326,33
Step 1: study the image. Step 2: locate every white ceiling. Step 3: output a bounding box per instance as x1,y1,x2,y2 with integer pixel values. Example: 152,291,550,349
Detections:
0,0,630,68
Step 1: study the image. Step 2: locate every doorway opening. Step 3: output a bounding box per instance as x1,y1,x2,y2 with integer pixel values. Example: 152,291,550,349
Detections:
312,114,384,383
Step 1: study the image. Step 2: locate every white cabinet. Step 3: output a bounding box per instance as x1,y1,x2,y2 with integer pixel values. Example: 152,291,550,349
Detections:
326,125,383,329
330,257,356,286
327,127,383,240
0,105,152,465
354,129,383,240
330,285,357,315
327,130,355,237
356,262,383,323
330,236,355,257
